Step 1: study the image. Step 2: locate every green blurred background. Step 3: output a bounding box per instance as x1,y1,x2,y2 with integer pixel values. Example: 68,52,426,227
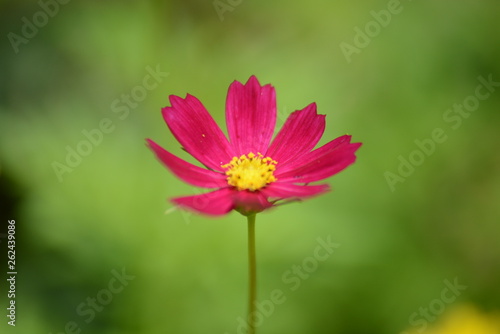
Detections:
1,0,500,333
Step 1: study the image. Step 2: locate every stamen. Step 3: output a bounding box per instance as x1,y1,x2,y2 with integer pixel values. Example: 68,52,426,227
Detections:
221,152,277,191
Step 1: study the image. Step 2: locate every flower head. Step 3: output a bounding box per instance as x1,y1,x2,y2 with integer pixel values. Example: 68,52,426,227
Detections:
146,76,361,216
403,305,500,334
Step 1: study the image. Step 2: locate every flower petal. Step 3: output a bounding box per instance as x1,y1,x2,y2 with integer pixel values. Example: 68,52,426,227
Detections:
172,188,234,216
276,134,352,174
146,139,227,188
261,182,330,200
266,103,325,166
276,136,361,183
225,76,277,156
232,190,274,216
162,94,234,171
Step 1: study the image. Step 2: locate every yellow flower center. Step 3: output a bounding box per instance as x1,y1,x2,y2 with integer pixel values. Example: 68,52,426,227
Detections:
221,152,278,191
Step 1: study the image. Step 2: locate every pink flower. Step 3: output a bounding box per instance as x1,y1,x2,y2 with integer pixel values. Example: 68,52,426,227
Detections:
146,76,361,216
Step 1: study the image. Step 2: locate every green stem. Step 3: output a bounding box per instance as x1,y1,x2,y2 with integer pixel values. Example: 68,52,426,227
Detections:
247,214,257,334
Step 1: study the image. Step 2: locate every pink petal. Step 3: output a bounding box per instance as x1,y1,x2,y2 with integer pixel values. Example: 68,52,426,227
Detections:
232,190,274,216
225,76,277,156
162,94,234,171
276,137,362,183
172,188,234,216
146,139,228,188
276,134,353,174
266,103,325,166
261,182,330,200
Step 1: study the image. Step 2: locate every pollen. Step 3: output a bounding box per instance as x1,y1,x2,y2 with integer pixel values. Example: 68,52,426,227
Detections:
221,152,278,191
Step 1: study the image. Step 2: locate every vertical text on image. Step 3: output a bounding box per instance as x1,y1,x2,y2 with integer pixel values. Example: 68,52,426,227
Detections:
6,219,17,327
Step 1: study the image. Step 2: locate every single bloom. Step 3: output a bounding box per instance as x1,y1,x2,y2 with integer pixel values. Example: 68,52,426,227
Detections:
146,76,361,216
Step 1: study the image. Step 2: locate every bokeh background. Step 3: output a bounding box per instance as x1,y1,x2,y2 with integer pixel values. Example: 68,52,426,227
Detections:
1,1,500,333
